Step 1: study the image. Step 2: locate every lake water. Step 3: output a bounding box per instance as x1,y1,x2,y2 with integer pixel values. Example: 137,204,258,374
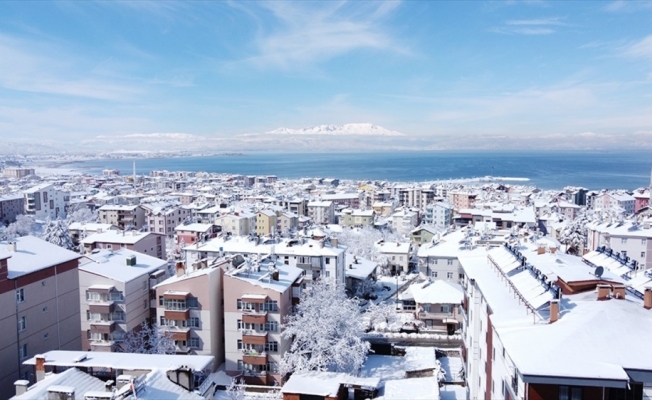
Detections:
69,151,652,190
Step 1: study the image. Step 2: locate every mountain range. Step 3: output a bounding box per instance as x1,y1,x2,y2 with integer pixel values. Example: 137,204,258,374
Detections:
266,123,405,136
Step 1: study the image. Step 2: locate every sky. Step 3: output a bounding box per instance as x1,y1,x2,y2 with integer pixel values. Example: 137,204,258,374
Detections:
1,0,652,150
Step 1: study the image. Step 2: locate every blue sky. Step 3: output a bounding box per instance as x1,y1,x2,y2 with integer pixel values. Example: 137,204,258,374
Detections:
1,0,652,146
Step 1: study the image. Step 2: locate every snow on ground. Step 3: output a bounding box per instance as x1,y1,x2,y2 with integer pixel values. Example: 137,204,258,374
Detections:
382,377,440,400
360,347,437,382
439,384,467,400
439,356,464,382
374,273,419,304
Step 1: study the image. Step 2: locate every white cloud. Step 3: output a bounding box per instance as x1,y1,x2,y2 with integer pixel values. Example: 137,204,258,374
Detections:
240,1,404,69
622,35,652,59
0,34,142,101
492,16,567,35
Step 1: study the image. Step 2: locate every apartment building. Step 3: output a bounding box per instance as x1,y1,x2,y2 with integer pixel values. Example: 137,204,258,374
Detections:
68,222,119,246
186,235,347,285
0,236,81,396
275,198,307,217
399,279,464,334
458,241,652,400
593,192,636,215
98,204,146,230
256,210,277,235
223,259,302,385
321,193,361,209
586,220,652,270
81,230,166,260
449,191,477,210
307,201,335,225
23,184,69,220
391,208,419,236
175,223,219,245
376,240,411,274
0,194,24,225
216,211,256,236
154,259,229,363
277,211,298,235
340,209,375,227
372,201,393,217
142,199,191,238
425,202,452,228
78,249,169,352
2,168,35,179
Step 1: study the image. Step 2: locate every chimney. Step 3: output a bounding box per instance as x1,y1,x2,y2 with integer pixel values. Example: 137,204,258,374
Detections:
35,354,46,381
597,284,611,301
331,238,338,248
14,380,29,396
537,246,545,255
612,285,626,300
7,241,17,252
176,262,185,277
47,386,75,400
549,299,559,323
105,380,115,392
550,246,557,254
645,287,652,309
272,269,279,281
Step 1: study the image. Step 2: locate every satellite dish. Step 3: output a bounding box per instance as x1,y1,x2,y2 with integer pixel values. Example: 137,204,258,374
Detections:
595,266,604,279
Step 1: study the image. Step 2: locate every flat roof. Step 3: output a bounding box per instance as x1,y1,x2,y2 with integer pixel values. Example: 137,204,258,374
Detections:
79,249,167,282
0,236,80,279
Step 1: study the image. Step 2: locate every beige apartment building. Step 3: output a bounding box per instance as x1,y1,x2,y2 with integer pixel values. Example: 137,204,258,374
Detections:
98,204,146,230
256,210,277,236
223,259,302,386
78,249,169,352
81,230,166,259
2,168,35,179
153,259,228,364
0,236,81,396
142,200,191,238
216,211,256,236
340,209,375,227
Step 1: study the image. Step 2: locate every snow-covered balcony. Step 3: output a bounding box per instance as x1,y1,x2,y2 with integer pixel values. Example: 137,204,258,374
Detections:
242,349,268,366
242,309,267,324
242,329,267,345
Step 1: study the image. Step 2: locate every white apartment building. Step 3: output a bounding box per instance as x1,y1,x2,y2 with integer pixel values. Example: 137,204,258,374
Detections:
375,240,411,274
23,184,69,220
142,200,191,238
391,208,419,236
78,249,169,352
586,220,652,270
98,204,146,230
307,201,335,225
593,193,636,215
425,202,453,228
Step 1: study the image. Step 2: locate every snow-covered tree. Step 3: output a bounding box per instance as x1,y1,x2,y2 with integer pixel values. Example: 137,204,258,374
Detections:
353,277,377,300
1,214,39,239
226,378,281,400
41,218,75,250
66,207,99,224
121,321,176,354
558,211,591,255
365,302,423,332
280,280,370,375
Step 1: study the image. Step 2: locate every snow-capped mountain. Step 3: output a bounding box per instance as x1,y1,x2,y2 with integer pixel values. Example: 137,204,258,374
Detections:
266,123,405,136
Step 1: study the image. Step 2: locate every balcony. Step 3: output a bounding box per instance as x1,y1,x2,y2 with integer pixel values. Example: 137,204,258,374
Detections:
165,328,190,341
165,309,190,320
243,350,268,365
242,370,267,386
242,330,268,345
88,302,116,314
90,321,117,334
242,310,267,324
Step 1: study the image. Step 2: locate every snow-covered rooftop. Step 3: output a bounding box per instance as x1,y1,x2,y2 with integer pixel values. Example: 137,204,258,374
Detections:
81,230,154,245
226,259,302,293
383,377,440,400
79,249,167,282
0,236,80,279
345,254,378,280
23,350,214,372
400,280,464,305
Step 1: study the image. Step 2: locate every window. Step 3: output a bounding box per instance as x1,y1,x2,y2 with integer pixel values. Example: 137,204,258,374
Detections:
189,337,200,348
237,360,243,371
189,317,200,328
237,340,243,350
159,296,164,306
621,238,628,244
188,297,198,308
16,288,25,304
559,386,583,400
324,271,330,278
142,281,147,291
237,299,242,309
160,317,166,326
325,258,331,264
622,251,627,258
642,238,647,245
266,341,278,352
18,316,26,332
143,299,147,309
43,307,48,313
42,281,46,286
237,320,242,330
44,333,49,340
262,300,278,312
423,304,431,313
447,272,454,279
265,321,278,332
441,305,451,313
19,344,27,360
447,259,454,265
431,271,438,278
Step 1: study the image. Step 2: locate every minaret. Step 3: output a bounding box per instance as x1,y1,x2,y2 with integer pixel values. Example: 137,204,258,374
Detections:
133,161,136,185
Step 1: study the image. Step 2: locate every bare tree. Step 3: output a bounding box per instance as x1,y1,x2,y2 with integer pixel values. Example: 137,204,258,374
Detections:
121,321,176,354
